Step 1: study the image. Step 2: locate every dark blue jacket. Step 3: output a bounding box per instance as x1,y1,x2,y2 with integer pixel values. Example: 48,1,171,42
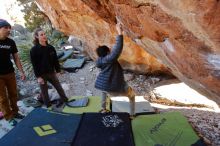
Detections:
95,35,125,92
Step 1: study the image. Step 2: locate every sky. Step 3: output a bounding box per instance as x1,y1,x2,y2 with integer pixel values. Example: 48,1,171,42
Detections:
0,0,25,26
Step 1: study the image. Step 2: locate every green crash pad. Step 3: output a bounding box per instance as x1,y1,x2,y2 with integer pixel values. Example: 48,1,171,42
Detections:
62,96,110,114
132,112,204,146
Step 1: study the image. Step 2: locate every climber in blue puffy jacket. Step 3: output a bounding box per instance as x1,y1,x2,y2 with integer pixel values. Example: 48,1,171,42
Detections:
95,22,135,117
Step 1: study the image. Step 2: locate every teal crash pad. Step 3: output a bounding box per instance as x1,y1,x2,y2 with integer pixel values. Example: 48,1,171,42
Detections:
62,58,85,72
58,50,73,62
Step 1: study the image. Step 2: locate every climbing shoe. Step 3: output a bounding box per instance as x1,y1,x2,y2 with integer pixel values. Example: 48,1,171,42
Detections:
14,113,25,119
8,118,18,126
99,109,111,113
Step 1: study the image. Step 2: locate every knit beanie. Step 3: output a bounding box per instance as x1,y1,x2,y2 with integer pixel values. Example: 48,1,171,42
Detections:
0,19,11,28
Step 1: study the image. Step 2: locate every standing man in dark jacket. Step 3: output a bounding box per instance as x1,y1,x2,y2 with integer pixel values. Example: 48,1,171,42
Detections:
95,23,135,117
0,19,26,126
30,28,68,108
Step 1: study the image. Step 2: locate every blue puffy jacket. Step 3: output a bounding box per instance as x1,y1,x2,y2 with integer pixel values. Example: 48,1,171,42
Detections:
95,35,126,92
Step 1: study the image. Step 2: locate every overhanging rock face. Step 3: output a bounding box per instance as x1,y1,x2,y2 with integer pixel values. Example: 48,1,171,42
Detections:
36,0,220,106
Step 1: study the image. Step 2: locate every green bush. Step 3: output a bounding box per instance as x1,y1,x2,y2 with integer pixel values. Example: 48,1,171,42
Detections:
17,44,34,80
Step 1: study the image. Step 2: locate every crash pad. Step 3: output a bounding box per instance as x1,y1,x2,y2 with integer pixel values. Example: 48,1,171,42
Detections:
62,58,85,72
111,96,155,115
0,108,81,146
22,97,42,108
58,50,73,62
72,112,135,146
132,112,205,146
56,50,64,59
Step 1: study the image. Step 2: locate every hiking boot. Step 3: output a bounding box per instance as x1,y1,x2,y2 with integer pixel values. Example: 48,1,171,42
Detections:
37,93,44,104
129,115,136,120
14,113,25,119
44,102,52,108
62,97,68,103
56,101,65,108
54,96,70,108
8,118,18,126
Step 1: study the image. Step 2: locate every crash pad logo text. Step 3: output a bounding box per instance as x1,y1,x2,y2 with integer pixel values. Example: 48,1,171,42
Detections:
150,118,167,134
102,115,123,128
